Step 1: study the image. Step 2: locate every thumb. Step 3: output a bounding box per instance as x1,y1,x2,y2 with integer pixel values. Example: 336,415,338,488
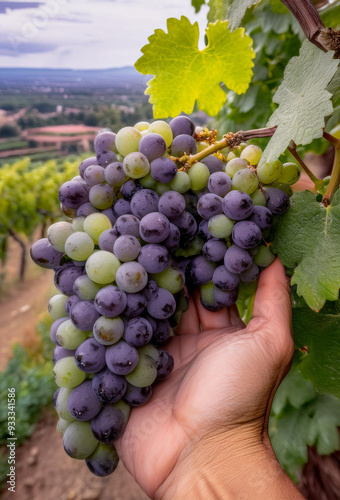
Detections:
251,258,292,331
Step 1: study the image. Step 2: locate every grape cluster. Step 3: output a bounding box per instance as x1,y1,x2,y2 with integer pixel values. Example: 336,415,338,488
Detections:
31,115,299,478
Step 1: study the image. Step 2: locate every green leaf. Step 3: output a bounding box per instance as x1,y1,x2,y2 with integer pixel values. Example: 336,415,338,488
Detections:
320,0,340,28
293,304,340,397
272,190,340,311
271,367,316,416
207,0,228,22
192,0,206,13
227,0,261,31
259,40,339,167
135,17,255,118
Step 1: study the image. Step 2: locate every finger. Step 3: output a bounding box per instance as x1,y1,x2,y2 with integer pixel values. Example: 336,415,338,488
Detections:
176,295,200,334
193,290,231,330
251,258,291,329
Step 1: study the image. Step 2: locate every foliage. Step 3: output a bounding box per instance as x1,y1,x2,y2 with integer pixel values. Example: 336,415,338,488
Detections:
0,316,55,487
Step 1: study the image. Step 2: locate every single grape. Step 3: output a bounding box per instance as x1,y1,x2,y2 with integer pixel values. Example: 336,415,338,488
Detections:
123,384,152,407
188,162,210,190
55,387,74,421
56,418,71,437
170,134,197,157
208,214,234,238
114,199,132,217
53,346,76,364
150,157,177,183
254,245,276,268
208,171,232,197
92,368,127,404
201,154,224,174
83,213,112,245
120,180,141,201
94,285,127,317
146,288,176,319
172,210,197,239
64,295,81,317
77,202,99,217
200,281,219,311
48,294,69,320
202,239,227,262
257,159,283,184
72,217,85,232
134,121,150,131
225,158,248,178
30,238,63,269
138,133,167,161
224,245,253,274
139,212,170,243
75,338,107,373
251,189,267,206
222,190,254,220
115,262,148,293
163,223,181,253
148,120,173,147
124,292,147,318
105,340,139,375
125,353,158,387
152,267,184,294
115,126,142,156
86,251,121,285
169,171,191,193
138,244,171,274
114,214,140,239
93,316,125,346
264,187,290,215
73,274,102,301
186,256,216,286
84,164,105,187
197,193,223,220
213,265,240,291
58,180,89,209
64,232,94,261
124,317,153,347
123,152,150,179
156,350,174,381
152,319,172,345
240,145,262,165
98,228,117,252
231,168,259,194
232,221,262,249
56,319,88,350
70,300,100,331
48,221,74,252
104,162,128,187
86,443,119,477
54,265,84,296
68,380,102,421
240,262,260,284
63,421,98,459
249,206,273,230
79,157,98,179
169,115,195,137
53,357,86,388
130,189,159,219
89,184,115,210
90,403,127,443
213,286,238,307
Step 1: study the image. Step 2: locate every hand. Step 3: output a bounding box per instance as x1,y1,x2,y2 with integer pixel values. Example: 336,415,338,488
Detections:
116,259,303,499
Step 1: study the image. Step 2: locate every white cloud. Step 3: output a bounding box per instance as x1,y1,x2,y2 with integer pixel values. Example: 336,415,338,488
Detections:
0,0,209,68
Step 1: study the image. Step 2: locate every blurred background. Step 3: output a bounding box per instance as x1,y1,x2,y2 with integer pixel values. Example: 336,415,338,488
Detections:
0,1,339,499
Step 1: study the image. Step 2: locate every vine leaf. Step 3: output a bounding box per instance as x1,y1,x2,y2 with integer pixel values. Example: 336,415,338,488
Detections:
272,190,340,311
228,0,261,31
191,0,206,13
259,40,339,167
292,301,340,398
207,0,228,22
135,17,255,118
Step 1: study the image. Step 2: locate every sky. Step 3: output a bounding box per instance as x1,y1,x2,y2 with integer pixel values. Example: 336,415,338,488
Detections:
0,0,209,69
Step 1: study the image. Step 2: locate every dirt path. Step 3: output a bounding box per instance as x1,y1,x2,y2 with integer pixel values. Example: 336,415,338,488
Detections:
1,410,149,500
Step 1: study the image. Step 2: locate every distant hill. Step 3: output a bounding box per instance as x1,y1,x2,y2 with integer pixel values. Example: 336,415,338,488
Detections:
0,67,149,89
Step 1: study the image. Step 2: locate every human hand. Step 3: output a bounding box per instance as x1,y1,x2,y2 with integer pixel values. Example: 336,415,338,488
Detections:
116,259,304,499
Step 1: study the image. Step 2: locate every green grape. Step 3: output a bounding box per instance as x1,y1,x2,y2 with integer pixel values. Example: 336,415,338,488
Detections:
240,145,262,165
64,231,94,261
251,189,267,206
116,153,124,162
86,443,119,476
48,221,74,252
169,171,191,193
48,294,68,320
86,251,121,284
89,185,115,210
139,173,157,189
200,281,215,309
53,357,86,388
83,213,112,244
152,267,184,294
225,158,248,178
115,126,142,156
123,152,150,179
208,214,234,238
63,421,98,460
277,162,301,185
197,141,209,153
148,120,173,148
56,319,89,349
134,121,150,131
138,344,159,362
257,159,283,184
56,418,72,437
93,316,124,345
113,399,131,424
231,168,259,194
227,151,237,161
74,274,103,300
55,388,74,421
188,162,210,190
125,354,158,387
254,245,276,268
72,216,85,232
154,182,171,196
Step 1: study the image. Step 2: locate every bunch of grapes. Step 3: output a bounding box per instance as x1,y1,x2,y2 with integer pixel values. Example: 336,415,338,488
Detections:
31,115,300,477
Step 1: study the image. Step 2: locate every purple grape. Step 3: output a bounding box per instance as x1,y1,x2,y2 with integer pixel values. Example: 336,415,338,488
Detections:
212,265,240,291
249,206,273,230
265,187,290,215
123,384,152,406
232,221,262,249
139,212,170,243
172,210,197,239
54,265,84,296
113,235,141,262
90,405,126,443
85,444,119,477
79,157,98,179
68,380,102,421
124,293,147,318
142,279,159,301
105,341,139,375
170,134,197,157
156,350,174,380
120,180,141,201
94,285,127,317
186,256,216,286
222,191,254,220
197,193,223,220
105,162,127,186
113,199,132,217
101,208,117,225
92,368,127,403
213,286,238,307
75,338,107,373
138,133,167,161
84,165,106,187
98,229,117,252
65,295,82,316
150,157,177,183
58,181,89,209
201,155,224,173
158,191,186,220
124,317,153,347
146,288,176,320
76,202,99,217
97,150,117,168
130,189,159,219
162,223,181,253
53,346,76,363
224,245,253,274
152,319,171,345
113,214,140,238
240,262,260,284
70,300,101,331
198,219,213,240
202,239,227,262
94,131,116,155
50,317,68,345
208,171,232,197
30,238,63,269
138,244,170,273
169,116,195,138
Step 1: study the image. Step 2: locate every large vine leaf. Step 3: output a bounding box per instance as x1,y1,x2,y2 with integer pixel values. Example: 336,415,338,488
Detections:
272,190,340,311
227,0,261,31
292,301,340,398
207,0,228,22
259,40,339,167
135,17,255,118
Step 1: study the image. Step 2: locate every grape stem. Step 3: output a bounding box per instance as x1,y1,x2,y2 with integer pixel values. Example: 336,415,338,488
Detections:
287,144,323,191
170,126,277,170
322,138,340,206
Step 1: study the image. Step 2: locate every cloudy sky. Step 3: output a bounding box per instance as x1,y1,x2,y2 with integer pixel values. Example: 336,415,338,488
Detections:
0,0,208,69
